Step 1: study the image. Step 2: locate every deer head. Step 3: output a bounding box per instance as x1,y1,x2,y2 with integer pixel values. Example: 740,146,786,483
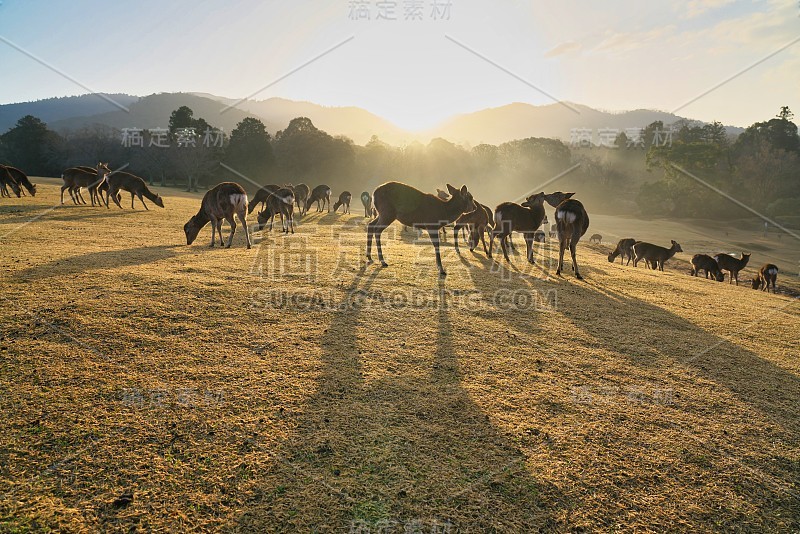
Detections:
446,184,474,214
184,217,202,245
543,191,575,208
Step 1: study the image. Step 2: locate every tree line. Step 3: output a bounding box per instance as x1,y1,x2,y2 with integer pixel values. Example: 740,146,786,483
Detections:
0,104,797,219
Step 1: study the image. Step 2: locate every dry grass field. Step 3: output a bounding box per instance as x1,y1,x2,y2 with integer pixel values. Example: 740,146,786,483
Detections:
1,178,799,532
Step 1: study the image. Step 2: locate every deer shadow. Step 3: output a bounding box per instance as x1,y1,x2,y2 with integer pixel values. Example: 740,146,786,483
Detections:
232,271,562,531
11,245,181,281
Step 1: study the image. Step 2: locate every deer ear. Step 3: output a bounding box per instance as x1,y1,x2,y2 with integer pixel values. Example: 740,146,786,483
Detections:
460,185,468,195
565,192,575,199
446,184,459,197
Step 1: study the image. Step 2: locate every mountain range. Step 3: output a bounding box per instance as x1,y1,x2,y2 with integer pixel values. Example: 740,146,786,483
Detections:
0,92,744,146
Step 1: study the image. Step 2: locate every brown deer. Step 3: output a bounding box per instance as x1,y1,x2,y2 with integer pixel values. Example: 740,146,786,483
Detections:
105,171,164,210
752,264,778,292
333,191,352,214
632,240,682,271
61,163,111,205
589,233,602,244
305,184,332,213
361,191,373,217
454,201,493,255
0,166,21,197
293,183,310,215
607,238,637,265
533,230,546,243
367,182,474,276
2,166,36,196
489,192,547,264
247,184,280,214
713,252,750,286
74,165,115,205
256,188,295,234
545,192,589,279
690,254,724,281
184,182,251,249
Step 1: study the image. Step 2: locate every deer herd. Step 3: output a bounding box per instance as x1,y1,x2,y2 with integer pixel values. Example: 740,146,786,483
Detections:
0,161,784,292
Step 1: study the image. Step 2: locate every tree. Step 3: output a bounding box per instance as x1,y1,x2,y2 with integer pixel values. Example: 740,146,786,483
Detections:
777,106,794,121
223,117,274,184
0,115,62,175
168,106,195,133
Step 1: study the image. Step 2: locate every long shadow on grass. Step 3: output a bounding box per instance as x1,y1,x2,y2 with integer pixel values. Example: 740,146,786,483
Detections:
233,269,560,531
11,245,180,281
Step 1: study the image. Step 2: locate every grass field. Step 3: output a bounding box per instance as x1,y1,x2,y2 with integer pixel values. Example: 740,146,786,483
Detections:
1,178,798,532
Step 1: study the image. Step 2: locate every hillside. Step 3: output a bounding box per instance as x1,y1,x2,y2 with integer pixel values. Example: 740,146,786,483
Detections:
0,179,797,531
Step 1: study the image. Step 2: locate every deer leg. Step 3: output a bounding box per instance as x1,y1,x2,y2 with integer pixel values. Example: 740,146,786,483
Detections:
479,227,489,255
453,223,461,253
60,185,69,204
488,231,495,258
556,237,567,276
524,233,535,264
427,228,446,276
570,238,582,279
138,193,149,210
130,192,135,209
500,233,511,263
237,210,251,249
225,215,236,248
110,188,123,209
216,220,225,246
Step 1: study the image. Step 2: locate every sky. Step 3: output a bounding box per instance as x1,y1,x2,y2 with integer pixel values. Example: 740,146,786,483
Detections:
0,0,798,131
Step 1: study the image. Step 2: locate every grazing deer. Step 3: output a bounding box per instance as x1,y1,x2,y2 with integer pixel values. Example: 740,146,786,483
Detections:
306,184,332,213
293,183,310,215
752,263,778,292
105,171,165,210
247,184,280,214
545,192,589,279
256,188,295,234
361,191,373,217
691,254,725,281
608,238,637,265
454,201,493,255
61,163,111,205
184,182,251,249
489,192,547,264
333,191,352,214
367,182,474,276
632,240,682,271
713,252,751,286
0,166,21,197
589,233,602,244
3,166,36,196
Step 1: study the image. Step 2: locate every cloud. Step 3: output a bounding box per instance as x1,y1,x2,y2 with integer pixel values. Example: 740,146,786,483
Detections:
684,0,736,19
544,41,582,58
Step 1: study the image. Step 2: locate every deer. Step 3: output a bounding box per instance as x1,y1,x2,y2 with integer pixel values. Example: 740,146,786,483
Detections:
713,252,751,286
105,171,164,210
489,192,547,264
545,192,589,279
607,238,637,265
533,230,546,243
632,240,682,271
690,254,725,281
2,166,36,197
589,233,602,244
752,263,778,292
257,188,295,234
549,223,557,239
0,166,21,197
247,184,280,214
293,183,310,215
367,182,474,276
454,201,493,255
61,163,111,205
74,164,115,205
184,182,251,249
361,191,373,217
333,191,352,214
305,184,332,213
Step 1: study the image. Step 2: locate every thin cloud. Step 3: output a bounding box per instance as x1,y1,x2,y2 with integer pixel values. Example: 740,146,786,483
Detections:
544,41,582,58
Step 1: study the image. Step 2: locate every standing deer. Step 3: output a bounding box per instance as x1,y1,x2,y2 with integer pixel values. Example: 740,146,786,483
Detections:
690,254,724,281
256,188,295,234
248,184,280,214
333,191,352,214
293,183,310,215
632,240,683,271
713,252,751,286
184,182,251,249
361,191,373,217
608,238,637,265
367,182,474,276
105,171,165,210
454,201,493,255
61,163,111,205
545,192,589,279
752,264,778,292
2,166,36,196
305,184,332,213
489,192,547,264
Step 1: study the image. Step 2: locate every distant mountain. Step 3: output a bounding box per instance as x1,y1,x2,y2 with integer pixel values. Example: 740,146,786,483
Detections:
425,102,744,146
0,92,744,146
